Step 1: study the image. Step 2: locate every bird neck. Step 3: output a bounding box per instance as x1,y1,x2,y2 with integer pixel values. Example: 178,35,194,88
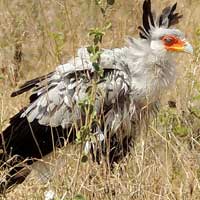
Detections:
126,48,176,103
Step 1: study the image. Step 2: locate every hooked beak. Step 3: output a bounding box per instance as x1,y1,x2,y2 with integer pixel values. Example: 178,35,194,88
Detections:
183,41,193,54
165,39,193,55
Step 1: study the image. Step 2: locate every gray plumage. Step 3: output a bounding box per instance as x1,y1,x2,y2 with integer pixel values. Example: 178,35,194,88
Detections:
11,0,193,156
0,0,193,192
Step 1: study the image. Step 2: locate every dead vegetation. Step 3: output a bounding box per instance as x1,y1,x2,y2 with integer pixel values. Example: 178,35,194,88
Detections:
0,0,200,199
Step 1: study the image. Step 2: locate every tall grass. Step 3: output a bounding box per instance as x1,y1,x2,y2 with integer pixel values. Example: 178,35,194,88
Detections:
0,0,200,199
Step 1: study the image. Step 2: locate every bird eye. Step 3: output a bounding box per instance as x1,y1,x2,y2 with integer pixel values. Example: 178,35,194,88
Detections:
161,35,177,46
164,37,173,44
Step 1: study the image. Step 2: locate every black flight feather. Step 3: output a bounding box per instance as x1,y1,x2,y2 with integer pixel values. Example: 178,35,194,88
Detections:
11,72,54,97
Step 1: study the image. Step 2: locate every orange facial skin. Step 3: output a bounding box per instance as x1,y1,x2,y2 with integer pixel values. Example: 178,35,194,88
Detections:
161,35,185,52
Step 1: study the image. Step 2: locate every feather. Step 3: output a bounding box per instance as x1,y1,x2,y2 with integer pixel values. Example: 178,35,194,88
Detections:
142,0,155,33
139,0,182,39
158,2,183,28
0,0,188,192
11,72,54,97
139,0,155,39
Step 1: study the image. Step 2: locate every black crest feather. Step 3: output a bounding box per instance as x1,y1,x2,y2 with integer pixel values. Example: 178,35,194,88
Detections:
139,0,183,39
159,2,183,27
139,0,155,39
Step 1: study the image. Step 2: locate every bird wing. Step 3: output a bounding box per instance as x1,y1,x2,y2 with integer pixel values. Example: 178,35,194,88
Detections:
11,48,131,129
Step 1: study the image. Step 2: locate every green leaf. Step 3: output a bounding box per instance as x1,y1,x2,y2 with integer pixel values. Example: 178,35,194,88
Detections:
73,194,86,200
173,125,189,137
87,46,93,54
76,131,82,142
94,46,100,52
192,94,200,101
81,155,88,163
98,68,104,77
107,0,115,6
92,62,100,71
95,0,102,5
104,22,112,30
90,53,100,63
100,8,105,15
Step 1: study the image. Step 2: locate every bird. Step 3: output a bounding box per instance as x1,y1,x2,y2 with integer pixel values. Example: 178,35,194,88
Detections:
0,0,193,193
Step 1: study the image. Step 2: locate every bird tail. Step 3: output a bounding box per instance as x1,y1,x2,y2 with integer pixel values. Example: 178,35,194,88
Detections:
0,108,72,193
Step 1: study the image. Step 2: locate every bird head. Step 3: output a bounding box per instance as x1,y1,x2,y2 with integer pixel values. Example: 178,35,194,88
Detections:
138,0,193,55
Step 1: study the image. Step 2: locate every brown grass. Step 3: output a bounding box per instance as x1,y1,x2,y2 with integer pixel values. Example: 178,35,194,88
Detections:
0,0,200,199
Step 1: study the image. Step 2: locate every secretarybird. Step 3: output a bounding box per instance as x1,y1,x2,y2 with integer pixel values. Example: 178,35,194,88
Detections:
0,0,193,192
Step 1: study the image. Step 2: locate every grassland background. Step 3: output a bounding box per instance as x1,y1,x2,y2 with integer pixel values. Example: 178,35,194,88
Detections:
0,0,200,199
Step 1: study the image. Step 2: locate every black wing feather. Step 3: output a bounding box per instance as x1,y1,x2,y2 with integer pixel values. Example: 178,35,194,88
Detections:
11,72,54,97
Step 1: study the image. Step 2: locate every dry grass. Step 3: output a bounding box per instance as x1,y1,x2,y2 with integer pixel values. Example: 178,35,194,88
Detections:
0,0,200,199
